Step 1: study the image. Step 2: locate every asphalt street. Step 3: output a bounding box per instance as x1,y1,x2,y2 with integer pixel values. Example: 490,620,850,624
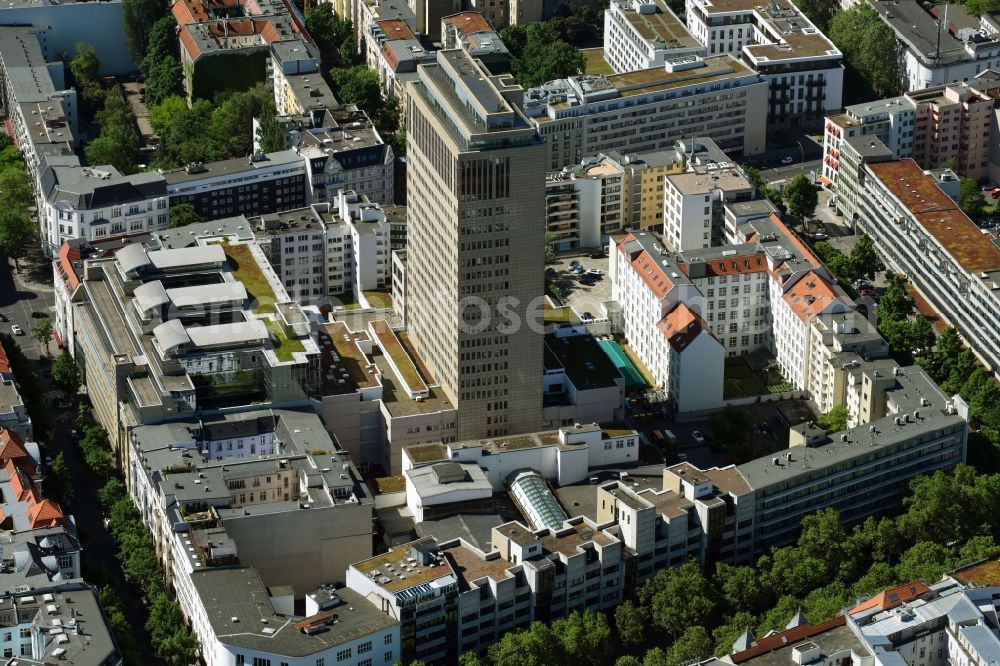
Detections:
0,255,55,359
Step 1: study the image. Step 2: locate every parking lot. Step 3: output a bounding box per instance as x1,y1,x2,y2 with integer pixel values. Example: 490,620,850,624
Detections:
546,253,612,317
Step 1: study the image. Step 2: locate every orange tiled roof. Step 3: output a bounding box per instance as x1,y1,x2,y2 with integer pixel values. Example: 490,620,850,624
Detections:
58,242,82,290
0,341,8,373
27,499,65,529
849,581,930,614
678,252,768,278
378,18,416,41
658,303,710,351
0,430,31,467
782,271,840,322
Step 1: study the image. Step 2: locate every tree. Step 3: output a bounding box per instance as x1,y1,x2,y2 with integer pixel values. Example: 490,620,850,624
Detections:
98,478,125,507
141,15,179,76
712,611,757,657
926,327,962,383
897,466,998,545
329,67,399,133
783,174,818,221
552,610,611,666
715,563,766,615
256,106,285,153
829,5,902,99
0,208,35,269
639,560,715,638
123,0,165,66
31,318,53,356
616,658,643,666
877,274,914,323
460,654,487,666
764,546,828,598
666,626,713,666
0,168,35,211
144,57,184,107
168,203,203,229
548,3,603,47
959,176,986,216
849,235,881,280
895,541,956,583
500,23,586,88
851,562,898,598
69,43,103,104
802,582,852,623
209,84,276,156
306,4,359,69
52,350,81,395
793,0,838,32
615,600,647,646
488,622,558,666
643,648,670,666
86,87,140,174
42,452,73,504
909,316,936,351
707,405,754,461
816,406,848,433
158,627,200,666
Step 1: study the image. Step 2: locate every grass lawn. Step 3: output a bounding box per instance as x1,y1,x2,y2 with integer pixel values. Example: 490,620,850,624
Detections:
373,322,427,392
264,318,304,362
582,48,614,75
724,356,768,398
224,244,276,314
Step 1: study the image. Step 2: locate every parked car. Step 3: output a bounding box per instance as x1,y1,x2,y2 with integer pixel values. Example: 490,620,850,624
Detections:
0,314,7,322
587,268,603,275
569,260,581,268
30,311,46,319
859,288,878,300
780,156,794,165
590,249,605,259
911,347,930,357
811,232,828,241
573,265,585,274
10,325,22,336
692,431,706,444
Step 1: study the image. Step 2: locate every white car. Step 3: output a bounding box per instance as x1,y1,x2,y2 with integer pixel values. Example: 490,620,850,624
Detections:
587,268,603,275
692,431,706,444
10,325,23,336
780,156,794,165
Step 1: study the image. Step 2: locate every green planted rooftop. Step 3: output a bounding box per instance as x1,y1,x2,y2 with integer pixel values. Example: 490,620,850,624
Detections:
223,243,276,314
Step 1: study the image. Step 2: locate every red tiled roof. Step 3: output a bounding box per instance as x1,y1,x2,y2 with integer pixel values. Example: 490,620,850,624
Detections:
849,581,930,614
378,18,416,41
731,616,847,663
0,341,8,373
0,430,31,468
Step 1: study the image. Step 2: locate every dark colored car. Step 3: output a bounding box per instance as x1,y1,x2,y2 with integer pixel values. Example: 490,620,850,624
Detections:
31,311,47,318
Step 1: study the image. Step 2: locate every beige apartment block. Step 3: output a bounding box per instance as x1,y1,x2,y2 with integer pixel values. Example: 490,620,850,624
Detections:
405,50,545,440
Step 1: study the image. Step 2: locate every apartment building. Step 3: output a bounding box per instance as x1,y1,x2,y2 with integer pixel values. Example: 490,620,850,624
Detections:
347,519,624,664
127,411,392,666
270,38,339,116
603,0,705,73
163,150,308,220
611,214,834,412
405,49,545,440
0,582,122,665
37,164,169,256
441,13,511,71
663,163,754,251
872,0,1000,93
546,158,627,251
822,83,994,189
128,410,372,595
844,158,1000,375
173,0,311,101
297,108,395,206
684,0,843,129
72,234,319,470
524,55,768,170
370,17,434,101
251,191,391,305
